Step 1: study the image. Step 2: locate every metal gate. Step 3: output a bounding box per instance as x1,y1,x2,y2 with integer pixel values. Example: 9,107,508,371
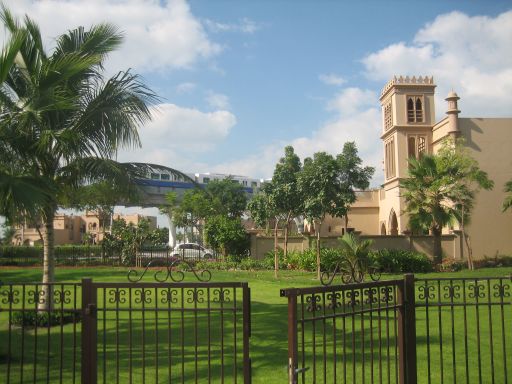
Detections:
0,278,251,384
82,278,251,384
281,274,511,384
280,276,415,384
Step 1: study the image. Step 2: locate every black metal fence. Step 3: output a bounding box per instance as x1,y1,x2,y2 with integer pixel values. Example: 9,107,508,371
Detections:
0,279,251,384
0,245,220,267
280,277,413,384
282,274,511,384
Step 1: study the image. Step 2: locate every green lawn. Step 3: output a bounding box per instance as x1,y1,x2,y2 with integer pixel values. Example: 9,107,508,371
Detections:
1,266,511,383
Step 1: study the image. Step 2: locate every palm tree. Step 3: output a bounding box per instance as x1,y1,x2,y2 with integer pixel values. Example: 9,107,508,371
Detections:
400,142,493,264
0,7,181,300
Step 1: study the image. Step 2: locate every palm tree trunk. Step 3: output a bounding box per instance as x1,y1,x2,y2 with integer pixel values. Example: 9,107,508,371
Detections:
40,207,56,311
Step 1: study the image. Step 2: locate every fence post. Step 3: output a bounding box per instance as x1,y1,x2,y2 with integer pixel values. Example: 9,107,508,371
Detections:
398,273,417,384
81,278,97,384
285,289,298,384
242,284,252,383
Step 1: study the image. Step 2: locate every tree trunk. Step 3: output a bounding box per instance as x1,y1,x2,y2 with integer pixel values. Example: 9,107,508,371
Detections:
40,207,56,311
274,217,280,279
283,213,291,260
432,226,442,264
344,214,349,235
316,221,321,280
463,232,474,270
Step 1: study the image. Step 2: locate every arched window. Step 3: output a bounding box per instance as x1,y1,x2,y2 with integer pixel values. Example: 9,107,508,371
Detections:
380,223,387,235
407,96,424,123
415,98,423,121
407,98,415,122
408,137,416,159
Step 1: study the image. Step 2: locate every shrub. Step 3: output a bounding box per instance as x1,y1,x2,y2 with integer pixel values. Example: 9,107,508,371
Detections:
11,311,81,327
372,249,434,273
437,258,465,272
474,254,512,268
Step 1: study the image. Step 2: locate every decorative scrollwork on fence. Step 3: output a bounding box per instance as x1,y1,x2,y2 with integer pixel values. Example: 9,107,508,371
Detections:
0,289,19,305
186,289,205,304
320,262,381,286
468,283,486,299
380,286,393,303
346,290,360,307
492,282,510,299
127,258,211,283
306,294,322,312
418,283,436,301
161,289,179,304
213,288,231,303
443,285,461,300
364,287,379,305
108,289,127,304
27,289,46,305
327,292,341,310
134,288,152,304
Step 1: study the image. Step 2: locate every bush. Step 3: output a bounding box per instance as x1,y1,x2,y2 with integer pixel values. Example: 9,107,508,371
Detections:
11,311,81,327
474,254,512,268
372,249,434,273
437,258,465,272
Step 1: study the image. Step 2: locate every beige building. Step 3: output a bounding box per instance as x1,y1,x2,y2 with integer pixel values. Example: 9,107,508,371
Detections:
13,212,157,246
317,76,512,260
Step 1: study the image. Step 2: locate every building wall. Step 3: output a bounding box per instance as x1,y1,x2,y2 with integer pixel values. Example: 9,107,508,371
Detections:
457,118,512,258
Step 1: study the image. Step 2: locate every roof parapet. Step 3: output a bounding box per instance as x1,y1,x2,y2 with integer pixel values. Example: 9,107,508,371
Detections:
380,75,435,98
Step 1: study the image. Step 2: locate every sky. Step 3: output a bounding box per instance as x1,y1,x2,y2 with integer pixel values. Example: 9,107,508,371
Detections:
2,0,512,228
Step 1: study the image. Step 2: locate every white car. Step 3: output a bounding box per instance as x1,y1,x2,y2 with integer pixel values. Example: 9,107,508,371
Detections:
172,243,215,259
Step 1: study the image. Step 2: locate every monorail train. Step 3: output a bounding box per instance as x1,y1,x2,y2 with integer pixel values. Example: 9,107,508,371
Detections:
137,171,263,195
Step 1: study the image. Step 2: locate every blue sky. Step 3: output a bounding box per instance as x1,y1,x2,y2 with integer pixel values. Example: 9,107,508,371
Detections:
2,0,512,226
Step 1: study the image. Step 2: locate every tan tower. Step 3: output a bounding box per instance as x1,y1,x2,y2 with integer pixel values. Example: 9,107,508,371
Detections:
378,76,436,235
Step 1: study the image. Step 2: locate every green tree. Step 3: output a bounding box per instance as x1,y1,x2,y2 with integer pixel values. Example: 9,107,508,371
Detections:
400,139,493,265
503,180,512,212
247,182,282,277
337,142,375,232
0,8,165,295
102,218,165,265
299,152,350,279
270,146,303,260
161,177,247,246
204,215,249,257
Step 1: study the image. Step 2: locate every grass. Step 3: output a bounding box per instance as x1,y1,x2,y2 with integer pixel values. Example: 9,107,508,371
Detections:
0,266,511,383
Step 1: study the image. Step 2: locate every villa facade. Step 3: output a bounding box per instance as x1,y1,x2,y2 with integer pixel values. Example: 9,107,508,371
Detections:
317,76,512,260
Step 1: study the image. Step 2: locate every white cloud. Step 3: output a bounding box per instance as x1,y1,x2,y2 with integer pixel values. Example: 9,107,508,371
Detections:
362,10,512,117
204,17,262,34
175,82,197,94
211,87,383,184
205,91,231,110
319,73,346,86
2,0,221,72
117,103,236,170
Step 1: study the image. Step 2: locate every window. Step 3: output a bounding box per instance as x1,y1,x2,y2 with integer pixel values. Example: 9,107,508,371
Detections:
150,173,159,180
385,138,396,179
408,137,416,159
203,177,210,184
251,181,258,188
407,96,424,123
407,135,427,160
384,101,392,130
161,173,170,181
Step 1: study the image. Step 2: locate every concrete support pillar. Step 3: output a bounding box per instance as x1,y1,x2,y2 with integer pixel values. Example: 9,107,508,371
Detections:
167,215,177,249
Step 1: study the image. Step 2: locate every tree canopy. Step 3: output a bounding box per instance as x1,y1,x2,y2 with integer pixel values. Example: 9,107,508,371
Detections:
400,139,493,263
